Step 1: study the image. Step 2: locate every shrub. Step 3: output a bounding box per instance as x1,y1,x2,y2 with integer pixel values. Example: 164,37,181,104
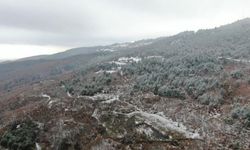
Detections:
96,73,112,85
197,93,223,106
231,106,250,128
80,84,103,96
184,77,219,98
66,86,74,95
157,86,185,99
133,73,164,93
231,70,244,79
0,120,39,150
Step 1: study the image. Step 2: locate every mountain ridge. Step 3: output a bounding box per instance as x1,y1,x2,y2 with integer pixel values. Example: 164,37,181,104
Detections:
15,18,250,62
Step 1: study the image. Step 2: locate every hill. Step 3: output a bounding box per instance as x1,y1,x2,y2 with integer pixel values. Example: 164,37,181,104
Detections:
0,18,250,149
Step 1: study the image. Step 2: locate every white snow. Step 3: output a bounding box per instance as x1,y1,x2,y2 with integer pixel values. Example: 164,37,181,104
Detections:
129,41,153,48
98,48,116,52
102,95,119,104
111,43,130,48
36,143,42,150
95,69,118,74
91,109,99,121
47,99,60,109
77,94,117,102
48,101,55,108
67,91,72,97
95,70,104,74
146,56,164,60
41,94,51,100
105,70,117,74
16,124,21,129
136,126,154,137
109,41,152,49
109,57,141,66
118,57,141,63
96,56,142,74
218,57,250,63
128,111,202,139
110,61,127,66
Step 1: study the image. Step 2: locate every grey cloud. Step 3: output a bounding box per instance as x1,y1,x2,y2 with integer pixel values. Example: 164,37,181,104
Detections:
0,0,249,47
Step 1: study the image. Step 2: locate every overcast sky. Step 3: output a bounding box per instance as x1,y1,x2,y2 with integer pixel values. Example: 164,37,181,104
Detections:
0,0,250,59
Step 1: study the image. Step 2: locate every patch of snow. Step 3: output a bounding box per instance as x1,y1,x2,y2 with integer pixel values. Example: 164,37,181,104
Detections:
130,41,153,48
213,113,221,118
95,69,104,74
218,57,250,63
47,99,59,109
36,143,42,150
16,124,21,129
48,101,54,108
78,94,116,101
67,91,72,97
189,132,201,139
102,95,119,104
146,56,164,60
110,61,127,66
118,57,141,63
110,41,153,49
41,94,51,100
128,111,202,139
136,126,154,137
95,69,118,74
92,109,99,121
105,70,117,74
91,139,119,150
98,48,116,52
111,43,130,48
35,122,44,129
109,57,141,67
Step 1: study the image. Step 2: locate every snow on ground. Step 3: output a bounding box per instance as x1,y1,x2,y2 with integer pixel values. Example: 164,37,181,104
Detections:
98,48,116,52
105,70,117,74
48,100,55,108
47,99,60,109
96,56,142,74
41,94,51,100
95,69,118,74
127,111,201,139
41,93,61,109
16,124,21,129
118,57,141,63
131,41,153,47
110,61,127,66
136,126,154,138
91,109,99,121
77,93,117,101
146,56,164,60
110,40,153,49
218,57,250,63
67,91,72,97
109,56,141,66
101,95,119,104
36,143,42,150
78,91,201,140
111,43,130,48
